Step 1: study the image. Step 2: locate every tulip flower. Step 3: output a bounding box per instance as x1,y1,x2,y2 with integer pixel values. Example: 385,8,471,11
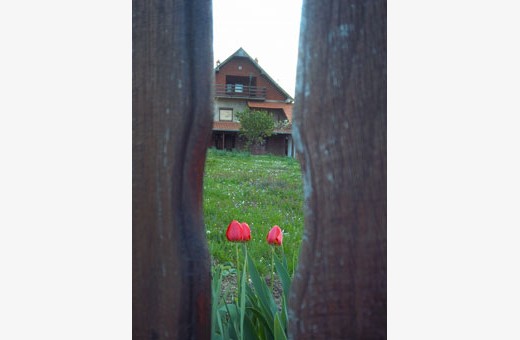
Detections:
266,225,283,293
226,220,244,242
241,222,251,241
225,219,251,325
266,225,283,246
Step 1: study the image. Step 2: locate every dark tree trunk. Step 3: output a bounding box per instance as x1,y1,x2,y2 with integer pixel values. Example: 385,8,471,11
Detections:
289,0,387,339
132,1,213,339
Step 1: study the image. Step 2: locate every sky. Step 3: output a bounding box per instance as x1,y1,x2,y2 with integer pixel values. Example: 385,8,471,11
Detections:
212,0,303,97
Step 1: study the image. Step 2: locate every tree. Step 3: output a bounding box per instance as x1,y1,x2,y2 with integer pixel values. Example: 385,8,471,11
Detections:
235,109,275,149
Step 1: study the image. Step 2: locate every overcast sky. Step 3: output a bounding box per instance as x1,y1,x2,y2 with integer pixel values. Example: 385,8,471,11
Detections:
212,0,303,97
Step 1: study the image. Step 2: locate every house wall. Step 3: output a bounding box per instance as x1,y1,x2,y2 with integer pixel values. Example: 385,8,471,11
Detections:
216,58,287,101
214,100,287,124
214,99,249,122
265,134,288,156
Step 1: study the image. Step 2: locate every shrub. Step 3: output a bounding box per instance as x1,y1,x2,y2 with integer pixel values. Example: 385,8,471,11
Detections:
235,109,275,148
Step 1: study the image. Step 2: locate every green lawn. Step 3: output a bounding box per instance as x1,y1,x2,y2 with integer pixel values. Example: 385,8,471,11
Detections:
203,148,304,275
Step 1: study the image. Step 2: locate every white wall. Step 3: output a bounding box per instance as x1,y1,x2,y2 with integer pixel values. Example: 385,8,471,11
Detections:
213,99,249,122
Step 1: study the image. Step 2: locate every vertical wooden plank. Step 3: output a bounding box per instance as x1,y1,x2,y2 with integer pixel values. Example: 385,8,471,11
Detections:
132,0,213,339
289,0,387,338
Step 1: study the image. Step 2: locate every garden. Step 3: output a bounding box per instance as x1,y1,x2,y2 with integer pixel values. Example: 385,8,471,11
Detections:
203,148,304,339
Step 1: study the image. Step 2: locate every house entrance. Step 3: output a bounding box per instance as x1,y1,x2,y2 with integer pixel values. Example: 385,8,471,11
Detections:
214,132,236,151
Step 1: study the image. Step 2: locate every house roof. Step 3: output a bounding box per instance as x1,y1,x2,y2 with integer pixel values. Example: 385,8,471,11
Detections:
247,101,294,122
216,47,294,102
213,121,241,131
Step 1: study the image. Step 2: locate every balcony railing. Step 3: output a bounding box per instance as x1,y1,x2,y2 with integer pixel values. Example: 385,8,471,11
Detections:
215,84,266,100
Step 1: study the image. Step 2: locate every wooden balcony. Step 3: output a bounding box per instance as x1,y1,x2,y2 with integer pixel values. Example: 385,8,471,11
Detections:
215,84,266,100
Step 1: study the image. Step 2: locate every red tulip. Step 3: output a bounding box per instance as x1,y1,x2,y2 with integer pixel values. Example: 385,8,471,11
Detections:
266,225,283,245
226,220,251,242
241,222,251,241
226,220,244,242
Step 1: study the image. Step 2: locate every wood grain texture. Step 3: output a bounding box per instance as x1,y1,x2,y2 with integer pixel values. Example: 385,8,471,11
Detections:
132,1,213,339
289,0,387,338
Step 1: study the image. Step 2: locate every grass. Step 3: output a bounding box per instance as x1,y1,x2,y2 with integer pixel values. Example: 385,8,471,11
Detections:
203,148,304,275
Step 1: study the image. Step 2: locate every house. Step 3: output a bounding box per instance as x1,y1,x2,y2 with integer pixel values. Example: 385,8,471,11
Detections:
211,47,295,157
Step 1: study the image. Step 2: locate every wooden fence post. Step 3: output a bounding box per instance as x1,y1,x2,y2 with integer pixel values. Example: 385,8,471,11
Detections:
132,0,213,339
289,0,387,338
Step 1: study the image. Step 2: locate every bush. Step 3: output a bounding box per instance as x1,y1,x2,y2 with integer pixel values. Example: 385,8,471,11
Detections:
235,109,275,148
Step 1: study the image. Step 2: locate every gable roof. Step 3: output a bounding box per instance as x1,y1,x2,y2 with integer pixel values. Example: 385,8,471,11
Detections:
216,47,294,102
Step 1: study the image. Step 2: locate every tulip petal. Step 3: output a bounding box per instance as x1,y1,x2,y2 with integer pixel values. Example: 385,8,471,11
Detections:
267,225,283,245
226,220,243,242
241,222,251,241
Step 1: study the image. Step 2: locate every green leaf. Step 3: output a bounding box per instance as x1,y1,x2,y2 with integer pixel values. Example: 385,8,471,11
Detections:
274,312,288,340
222,303,240,339
280,295,288,332
247,252,277,316
246,306,274,340
216,310,224,340
242,308,260,340
235,109,275,148
239,246,247,340
228,321,239,340
211,265,225,340
274,253,291,302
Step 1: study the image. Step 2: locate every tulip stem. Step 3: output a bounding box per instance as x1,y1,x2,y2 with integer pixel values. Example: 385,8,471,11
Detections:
270,246,275,293
239,243,247,340
236,243,240,283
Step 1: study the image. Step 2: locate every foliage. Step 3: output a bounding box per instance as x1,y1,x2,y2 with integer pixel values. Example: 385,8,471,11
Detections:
274,119,292,131
235,109,275,148
203,148,304,275
212,245,291,340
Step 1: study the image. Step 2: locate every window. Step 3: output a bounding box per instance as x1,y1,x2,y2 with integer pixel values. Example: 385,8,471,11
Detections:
219,108,233,121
